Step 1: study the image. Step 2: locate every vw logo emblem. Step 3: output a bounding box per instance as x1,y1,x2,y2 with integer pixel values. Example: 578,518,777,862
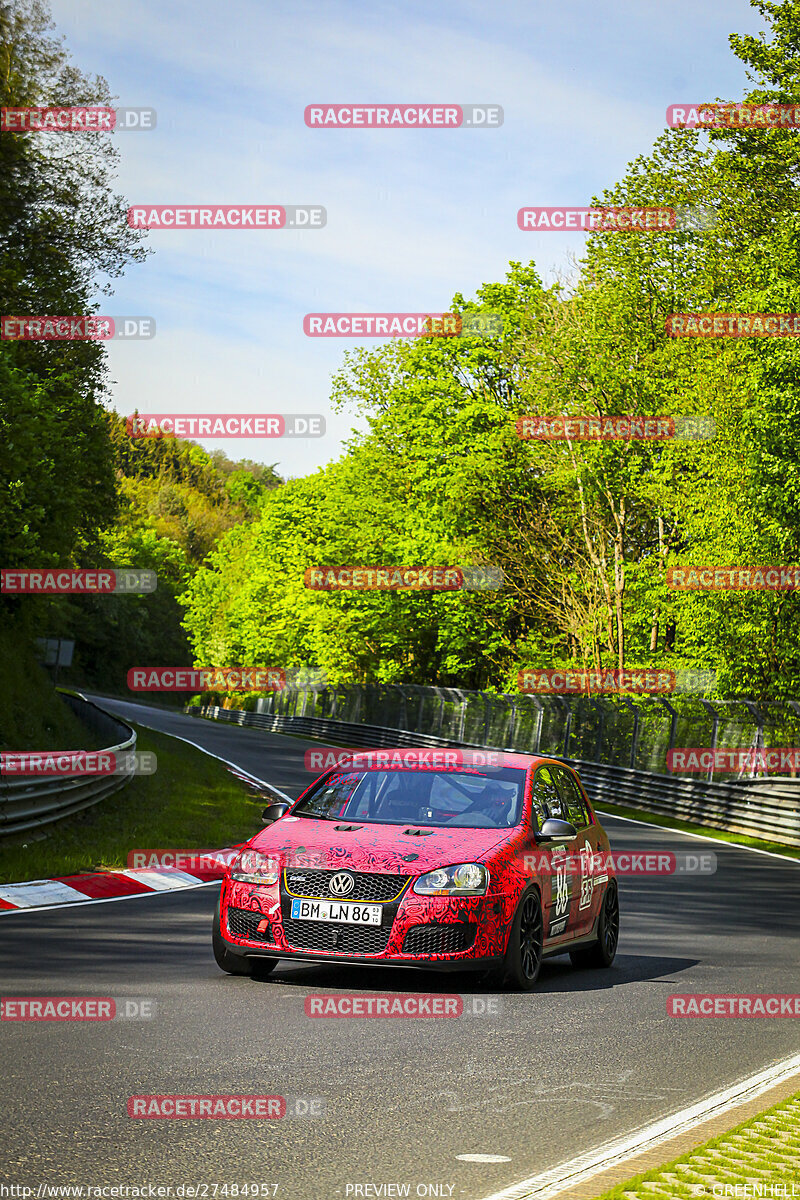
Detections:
329,871,355,897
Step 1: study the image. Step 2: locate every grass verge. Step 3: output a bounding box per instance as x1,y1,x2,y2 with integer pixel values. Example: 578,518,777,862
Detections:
592,1090,800,1199
0,723,264,884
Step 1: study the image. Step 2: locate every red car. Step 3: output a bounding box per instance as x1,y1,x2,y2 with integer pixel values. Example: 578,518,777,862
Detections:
212,753,619,990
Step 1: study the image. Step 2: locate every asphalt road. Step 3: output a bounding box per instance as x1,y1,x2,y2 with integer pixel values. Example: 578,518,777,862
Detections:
1,697,799,1199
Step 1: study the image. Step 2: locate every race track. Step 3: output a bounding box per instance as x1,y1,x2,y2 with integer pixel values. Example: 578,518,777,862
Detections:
1,697,798,1199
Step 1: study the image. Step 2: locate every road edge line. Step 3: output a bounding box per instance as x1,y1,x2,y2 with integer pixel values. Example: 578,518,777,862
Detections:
78,694,294,803
595,809,800,865
476,1052,800,1200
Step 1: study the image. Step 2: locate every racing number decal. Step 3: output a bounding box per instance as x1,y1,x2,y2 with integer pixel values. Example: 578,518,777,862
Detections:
578,839,594,911
549,847,571,936
554,851,569,915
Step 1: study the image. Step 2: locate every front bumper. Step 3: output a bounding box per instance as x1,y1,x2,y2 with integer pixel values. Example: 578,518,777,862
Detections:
218,876,513,967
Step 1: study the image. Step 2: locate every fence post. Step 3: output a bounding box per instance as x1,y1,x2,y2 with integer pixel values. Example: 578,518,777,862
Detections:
741,700,765,778
398,686,409,731
416,686,425,733
455,690,467,742
698,699,719,784
554,696,572,757
594,701,605,762
657,697,678,772
504,695,517,748
622,699,640,769
533,698,544,754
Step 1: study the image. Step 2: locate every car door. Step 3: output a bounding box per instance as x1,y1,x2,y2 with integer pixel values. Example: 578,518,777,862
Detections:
530,765,575,942
551,764,601,938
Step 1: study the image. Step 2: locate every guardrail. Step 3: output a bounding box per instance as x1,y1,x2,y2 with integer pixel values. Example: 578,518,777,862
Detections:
0,693,137,837
190,700,800,847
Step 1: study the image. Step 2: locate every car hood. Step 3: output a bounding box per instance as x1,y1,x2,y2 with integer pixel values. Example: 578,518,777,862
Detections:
250,815,515,875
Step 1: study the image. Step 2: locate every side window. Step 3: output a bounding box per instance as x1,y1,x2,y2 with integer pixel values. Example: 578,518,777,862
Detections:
530,773,545,827
532,767,565,825
553,766,590,829
349,773,380,819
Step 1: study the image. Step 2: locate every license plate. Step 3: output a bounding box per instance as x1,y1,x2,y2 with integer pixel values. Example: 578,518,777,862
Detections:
290,899,382,925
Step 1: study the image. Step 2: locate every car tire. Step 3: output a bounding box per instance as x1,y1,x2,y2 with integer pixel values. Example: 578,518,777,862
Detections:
213,897,252,975
502,887,544,991
570,881,619,969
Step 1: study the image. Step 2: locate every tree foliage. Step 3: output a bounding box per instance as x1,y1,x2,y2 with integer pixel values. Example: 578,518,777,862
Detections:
182,1,800,699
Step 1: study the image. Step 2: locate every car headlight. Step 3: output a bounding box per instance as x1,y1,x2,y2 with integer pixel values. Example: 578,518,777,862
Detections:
413,863,489,895
231,849,279,885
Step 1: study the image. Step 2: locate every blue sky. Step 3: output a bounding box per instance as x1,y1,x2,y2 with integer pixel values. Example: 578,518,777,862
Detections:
49,0,764,477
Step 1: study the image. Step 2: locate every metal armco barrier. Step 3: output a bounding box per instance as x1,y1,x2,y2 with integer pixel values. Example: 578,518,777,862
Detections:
0,693,137,836
190,697,800,847
561,761,799,847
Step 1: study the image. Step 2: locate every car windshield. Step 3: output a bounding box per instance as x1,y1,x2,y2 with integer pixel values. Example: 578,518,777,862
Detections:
292,768,526,829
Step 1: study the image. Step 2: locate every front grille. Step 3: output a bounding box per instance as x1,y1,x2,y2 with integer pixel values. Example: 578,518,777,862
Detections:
402,924,477,955
227,907,271,942
283,869,409,903
283,919,393,955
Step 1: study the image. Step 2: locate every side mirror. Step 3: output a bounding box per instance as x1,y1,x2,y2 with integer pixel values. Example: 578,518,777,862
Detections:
261,801,291,825
535,818,577,843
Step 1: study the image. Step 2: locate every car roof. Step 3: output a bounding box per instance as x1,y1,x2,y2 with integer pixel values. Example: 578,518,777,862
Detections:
351,749,572,771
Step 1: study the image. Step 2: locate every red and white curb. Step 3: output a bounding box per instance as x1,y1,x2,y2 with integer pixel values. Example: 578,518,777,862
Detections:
0,851,238,915
0,696,297,917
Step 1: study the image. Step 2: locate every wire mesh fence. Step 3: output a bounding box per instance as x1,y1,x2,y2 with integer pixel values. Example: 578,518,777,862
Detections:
216,684,800,783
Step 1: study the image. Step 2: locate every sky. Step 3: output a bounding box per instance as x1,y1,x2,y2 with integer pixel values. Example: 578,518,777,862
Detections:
48,0,765,479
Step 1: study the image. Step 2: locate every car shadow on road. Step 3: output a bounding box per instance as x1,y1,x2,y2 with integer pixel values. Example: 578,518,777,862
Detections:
251,951,698,994
534,952,699,991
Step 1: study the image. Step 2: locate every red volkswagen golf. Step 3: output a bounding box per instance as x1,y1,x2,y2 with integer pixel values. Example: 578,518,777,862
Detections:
212,752,619,990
